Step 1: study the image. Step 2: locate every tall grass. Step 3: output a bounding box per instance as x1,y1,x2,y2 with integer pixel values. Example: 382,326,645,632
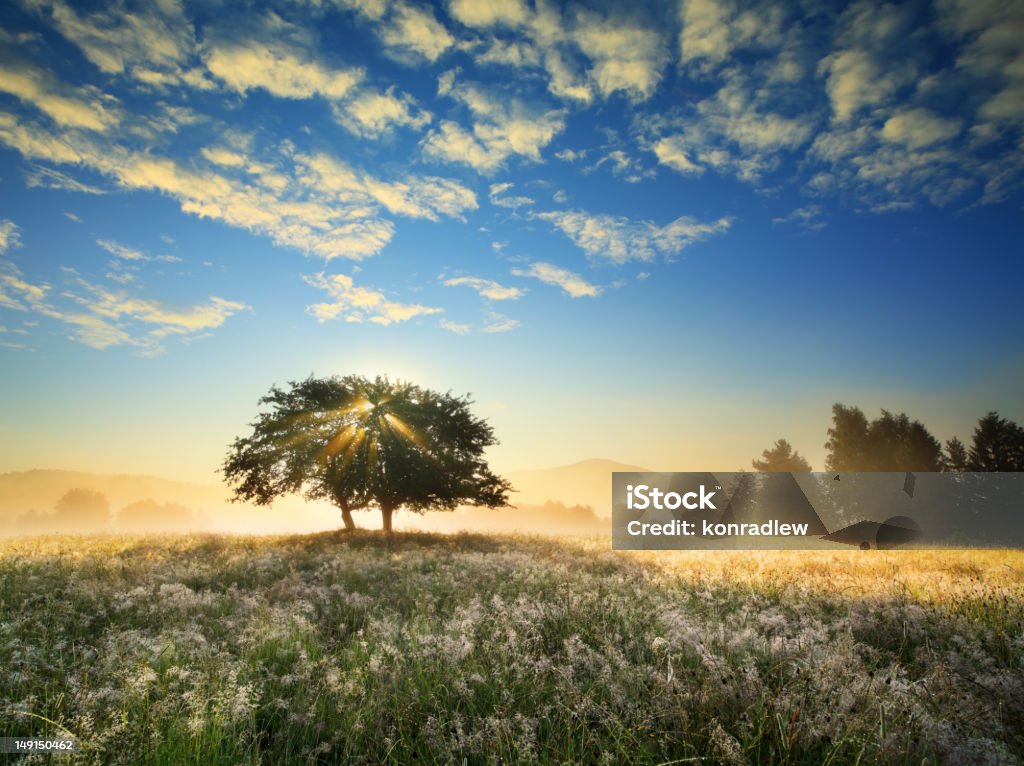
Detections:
1,531,1022,764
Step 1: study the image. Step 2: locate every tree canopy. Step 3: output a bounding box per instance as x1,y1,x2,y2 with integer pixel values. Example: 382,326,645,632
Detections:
222,375,512,531
752,439,812,472
967,412,1024,471
824,404,943,472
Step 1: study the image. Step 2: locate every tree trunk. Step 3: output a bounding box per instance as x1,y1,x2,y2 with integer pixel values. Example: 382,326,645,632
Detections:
340,506,356,531
381,505,394,534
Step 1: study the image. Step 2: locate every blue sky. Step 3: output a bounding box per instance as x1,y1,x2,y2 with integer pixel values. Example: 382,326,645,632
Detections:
0,0,1021,481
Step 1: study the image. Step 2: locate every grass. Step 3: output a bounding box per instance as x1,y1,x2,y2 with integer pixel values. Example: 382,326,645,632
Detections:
1,531,1022,764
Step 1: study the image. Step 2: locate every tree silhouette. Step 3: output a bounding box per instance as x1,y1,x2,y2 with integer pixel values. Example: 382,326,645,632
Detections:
943,437,969,472
222,375,512,532
967,412,1024,471
53,489,110,532
825,404,942,471
752,439,812,472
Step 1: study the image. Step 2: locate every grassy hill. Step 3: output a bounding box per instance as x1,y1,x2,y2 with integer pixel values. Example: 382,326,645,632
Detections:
1,532,1021,764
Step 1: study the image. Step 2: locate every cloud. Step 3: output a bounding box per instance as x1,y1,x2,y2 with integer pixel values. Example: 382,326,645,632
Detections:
481,310,520,332
25,164,107,194
651,135,704,175
881,108,962,149
97,239,146,261
536,209,732,264
33,0,197,87
510,262,601,298
0,107,475,261
648,81,815,183
489,182,535,209
204,15,362,100
378,3,454,62
678,0,784,69
333,86,431,137
772,205,826,230
438,318,471,334
0,258,245,353
422,78,566,171
572,9,666,102
305,272,443,325
591,149,655,183
0,220,21,255
296,151,477,222
448,0,530,29
442,276,524,300
0,59,117,131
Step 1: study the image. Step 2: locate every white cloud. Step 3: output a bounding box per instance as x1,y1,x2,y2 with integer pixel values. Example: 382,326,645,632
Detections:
678,0,784,69
652,135,704,175
882,108,962,149
379,3,454,62
772,205,826,230
305,272,443,325
572,9,666,102
438,318,471,334
536,210,732,264
36,0,197,87
449,0,530,29
0,220,21,255
489,182,535,209
0,110,475,261
511,262,601,298
334,86,431,137
0,59,117,131
0,259,245,353
204,16,362,101
481,310,520,332
443,276,524,300
423,78,566,172
97,239,146,261
473,38,540,68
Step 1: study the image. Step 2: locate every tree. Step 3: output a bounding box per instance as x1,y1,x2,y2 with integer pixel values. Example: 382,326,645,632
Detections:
222,375,512,532
53,489,110,532
967,412,1024,471
825,404,942,471
752,439,812,472
942,437,969,472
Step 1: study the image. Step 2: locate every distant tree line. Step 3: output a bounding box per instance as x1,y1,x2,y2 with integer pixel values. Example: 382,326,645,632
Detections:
15,489,201,534
754,407,1024,472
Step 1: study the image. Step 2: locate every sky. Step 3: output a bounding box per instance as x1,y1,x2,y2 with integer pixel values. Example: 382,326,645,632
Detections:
0,0,1021,485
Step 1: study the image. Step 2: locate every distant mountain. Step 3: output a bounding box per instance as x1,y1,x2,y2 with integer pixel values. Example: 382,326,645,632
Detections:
504,458,649,517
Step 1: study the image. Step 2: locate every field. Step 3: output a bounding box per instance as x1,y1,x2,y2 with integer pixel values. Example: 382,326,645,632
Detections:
1,533,1022,765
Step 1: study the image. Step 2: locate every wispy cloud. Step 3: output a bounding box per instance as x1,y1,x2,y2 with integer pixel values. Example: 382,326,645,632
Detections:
510,262,601,298
536,209,731,264
442,276,524,300
0,220,21,255
305,272,443,325
333,86,431,137
203,15,362,100
489,182,535,209
422,75,566,172
25,165,107,194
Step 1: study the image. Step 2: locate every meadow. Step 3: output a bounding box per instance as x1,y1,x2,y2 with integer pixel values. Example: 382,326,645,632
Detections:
1,532,1022,765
